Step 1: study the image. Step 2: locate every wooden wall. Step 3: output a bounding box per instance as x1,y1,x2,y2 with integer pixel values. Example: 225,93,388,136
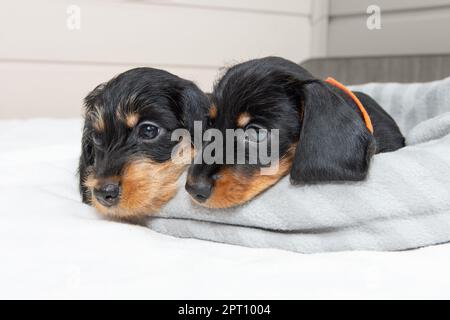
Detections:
327,0,450,57
0,0,313,118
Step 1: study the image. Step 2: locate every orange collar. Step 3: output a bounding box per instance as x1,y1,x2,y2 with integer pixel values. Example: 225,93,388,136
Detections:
325,77,374,134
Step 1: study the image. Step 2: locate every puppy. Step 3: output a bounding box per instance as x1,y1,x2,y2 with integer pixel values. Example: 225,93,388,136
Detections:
186,57,405,208
79,67,208,219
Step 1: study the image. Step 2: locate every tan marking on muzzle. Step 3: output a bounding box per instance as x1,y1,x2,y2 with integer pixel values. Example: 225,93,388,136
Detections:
84,159,187,219
194,146,295,209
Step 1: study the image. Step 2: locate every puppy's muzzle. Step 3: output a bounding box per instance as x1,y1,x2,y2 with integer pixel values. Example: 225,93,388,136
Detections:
93,182,121,207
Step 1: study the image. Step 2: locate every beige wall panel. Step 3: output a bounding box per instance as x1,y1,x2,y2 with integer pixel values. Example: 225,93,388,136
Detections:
0,62,219,119
330,0,450,16
145,0,311,15
0,0,314,118
0,0,311,67
328,7,450,56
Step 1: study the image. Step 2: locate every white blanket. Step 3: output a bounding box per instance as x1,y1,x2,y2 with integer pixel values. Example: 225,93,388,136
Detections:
1,79,450,298
148,77,450,253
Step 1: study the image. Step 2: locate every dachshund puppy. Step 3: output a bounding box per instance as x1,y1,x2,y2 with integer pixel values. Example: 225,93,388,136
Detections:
79,67,208,220
186,57,405,208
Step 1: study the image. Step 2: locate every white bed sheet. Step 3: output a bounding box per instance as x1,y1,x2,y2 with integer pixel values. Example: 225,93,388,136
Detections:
1,118,450,299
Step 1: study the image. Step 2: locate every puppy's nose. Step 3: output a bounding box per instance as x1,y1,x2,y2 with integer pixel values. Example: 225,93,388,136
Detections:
94,183,120,207
186,179,213,203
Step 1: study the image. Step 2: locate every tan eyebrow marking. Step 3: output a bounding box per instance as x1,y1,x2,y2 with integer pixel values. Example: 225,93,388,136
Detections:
125,113,139,128
237,112,251,127
209,104,217,119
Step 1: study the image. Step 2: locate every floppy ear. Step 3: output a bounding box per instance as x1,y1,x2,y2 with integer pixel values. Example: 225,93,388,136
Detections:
180,83,210,137
290,81,376,184
78,83,105,204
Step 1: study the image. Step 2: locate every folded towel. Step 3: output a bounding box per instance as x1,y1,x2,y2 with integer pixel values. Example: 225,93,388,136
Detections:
147,77,450,253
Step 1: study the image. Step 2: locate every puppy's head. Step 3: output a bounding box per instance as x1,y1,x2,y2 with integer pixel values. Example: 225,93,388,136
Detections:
185,57,375,208
79,67,208,220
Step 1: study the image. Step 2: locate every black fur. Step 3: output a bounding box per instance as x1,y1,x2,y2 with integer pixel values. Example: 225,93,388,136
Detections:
79,67,209,204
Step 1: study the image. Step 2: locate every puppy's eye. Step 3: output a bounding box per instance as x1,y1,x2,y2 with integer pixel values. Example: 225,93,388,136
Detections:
92,132,103,146
245,124,268,143
138,122,160,140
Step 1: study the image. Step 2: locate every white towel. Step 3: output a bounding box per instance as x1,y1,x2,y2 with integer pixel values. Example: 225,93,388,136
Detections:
148,77,450,253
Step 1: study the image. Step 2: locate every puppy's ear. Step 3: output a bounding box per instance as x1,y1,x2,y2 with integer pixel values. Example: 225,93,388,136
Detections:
78,123,94,204
290,81,375,184
180,83,210,136
78,83,105,204
83,83,106,113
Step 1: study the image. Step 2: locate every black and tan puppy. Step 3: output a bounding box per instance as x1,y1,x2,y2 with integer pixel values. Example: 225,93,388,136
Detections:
79,67,208,219
186,57,405,208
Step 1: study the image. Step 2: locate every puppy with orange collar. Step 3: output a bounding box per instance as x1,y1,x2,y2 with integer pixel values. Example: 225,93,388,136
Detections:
185,57,405,208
